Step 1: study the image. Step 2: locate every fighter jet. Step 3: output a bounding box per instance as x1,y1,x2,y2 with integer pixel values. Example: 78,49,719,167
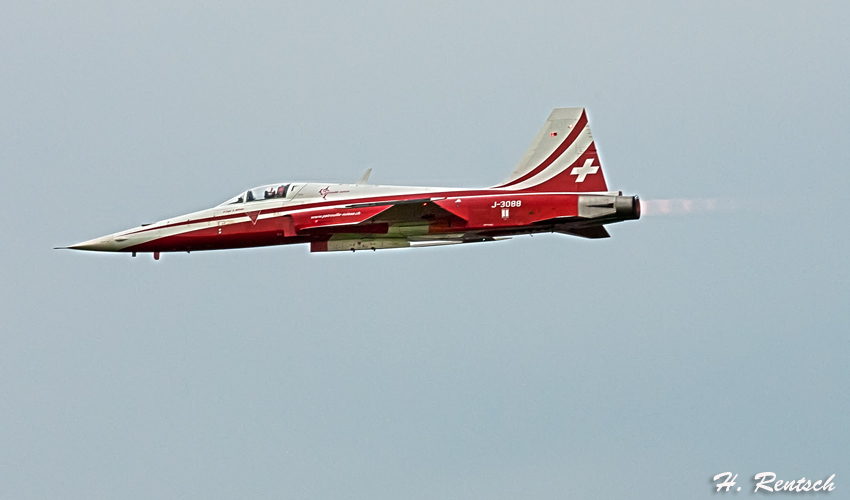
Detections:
60,108,639,258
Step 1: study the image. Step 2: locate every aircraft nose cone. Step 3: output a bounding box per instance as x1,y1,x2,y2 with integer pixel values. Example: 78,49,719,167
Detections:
65,235,120,252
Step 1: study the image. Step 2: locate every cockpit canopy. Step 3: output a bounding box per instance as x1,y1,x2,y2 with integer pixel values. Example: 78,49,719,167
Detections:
218,184,292,206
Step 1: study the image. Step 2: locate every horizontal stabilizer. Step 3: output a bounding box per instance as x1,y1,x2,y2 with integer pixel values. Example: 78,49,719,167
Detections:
556,226,610,239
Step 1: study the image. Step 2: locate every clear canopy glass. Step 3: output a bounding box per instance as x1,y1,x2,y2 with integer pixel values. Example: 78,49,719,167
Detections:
218,184,291,206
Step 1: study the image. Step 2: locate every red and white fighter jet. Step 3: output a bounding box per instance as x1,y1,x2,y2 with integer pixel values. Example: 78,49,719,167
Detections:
61,108,639,258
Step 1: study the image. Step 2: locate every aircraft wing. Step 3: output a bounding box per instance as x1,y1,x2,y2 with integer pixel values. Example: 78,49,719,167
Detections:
292,197,464,235
291,205,393,231
348,197,466,225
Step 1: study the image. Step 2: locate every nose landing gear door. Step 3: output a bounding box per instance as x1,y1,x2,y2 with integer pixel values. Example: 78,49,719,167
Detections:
280,215,297,237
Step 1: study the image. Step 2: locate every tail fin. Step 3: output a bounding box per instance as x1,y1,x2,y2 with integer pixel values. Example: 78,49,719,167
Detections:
493,108,608,192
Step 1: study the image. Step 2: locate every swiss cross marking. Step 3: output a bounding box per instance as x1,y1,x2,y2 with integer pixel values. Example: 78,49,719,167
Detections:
571,159,599,183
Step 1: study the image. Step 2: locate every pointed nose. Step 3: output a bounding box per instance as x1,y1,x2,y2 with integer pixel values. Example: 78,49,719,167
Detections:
66,235,121,252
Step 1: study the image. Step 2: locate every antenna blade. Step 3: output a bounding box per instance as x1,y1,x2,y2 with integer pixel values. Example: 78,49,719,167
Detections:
356,168,372,185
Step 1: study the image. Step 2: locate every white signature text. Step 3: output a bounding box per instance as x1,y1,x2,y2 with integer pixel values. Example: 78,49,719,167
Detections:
713,472,836,493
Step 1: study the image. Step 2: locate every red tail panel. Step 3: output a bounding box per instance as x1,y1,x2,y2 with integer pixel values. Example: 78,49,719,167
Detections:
520,141,608,192
495,108,610,193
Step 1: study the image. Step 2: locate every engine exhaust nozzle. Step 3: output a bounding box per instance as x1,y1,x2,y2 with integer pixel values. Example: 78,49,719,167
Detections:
615,195,641,220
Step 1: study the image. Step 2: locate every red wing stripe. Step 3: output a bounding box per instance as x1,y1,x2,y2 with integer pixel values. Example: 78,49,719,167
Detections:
495,110,588,188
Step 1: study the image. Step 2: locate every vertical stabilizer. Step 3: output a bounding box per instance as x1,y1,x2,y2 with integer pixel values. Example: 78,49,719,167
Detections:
494,108,608,192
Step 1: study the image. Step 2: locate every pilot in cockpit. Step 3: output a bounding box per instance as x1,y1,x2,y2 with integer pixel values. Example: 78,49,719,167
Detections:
264,187,276,199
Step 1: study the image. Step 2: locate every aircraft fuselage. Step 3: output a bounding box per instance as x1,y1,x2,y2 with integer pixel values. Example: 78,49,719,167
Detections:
68,183,639,255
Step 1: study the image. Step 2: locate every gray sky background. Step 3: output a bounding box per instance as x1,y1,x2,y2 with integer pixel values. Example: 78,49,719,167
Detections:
1,2,848,499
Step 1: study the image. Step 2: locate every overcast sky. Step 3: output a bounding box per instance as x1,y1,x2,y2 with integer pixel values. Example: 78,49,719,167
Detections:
1,2,848,499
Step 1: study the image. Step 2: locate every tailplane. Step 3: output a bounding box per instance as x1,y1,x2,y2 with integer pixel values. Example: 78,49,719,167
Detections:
494,108,608,192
